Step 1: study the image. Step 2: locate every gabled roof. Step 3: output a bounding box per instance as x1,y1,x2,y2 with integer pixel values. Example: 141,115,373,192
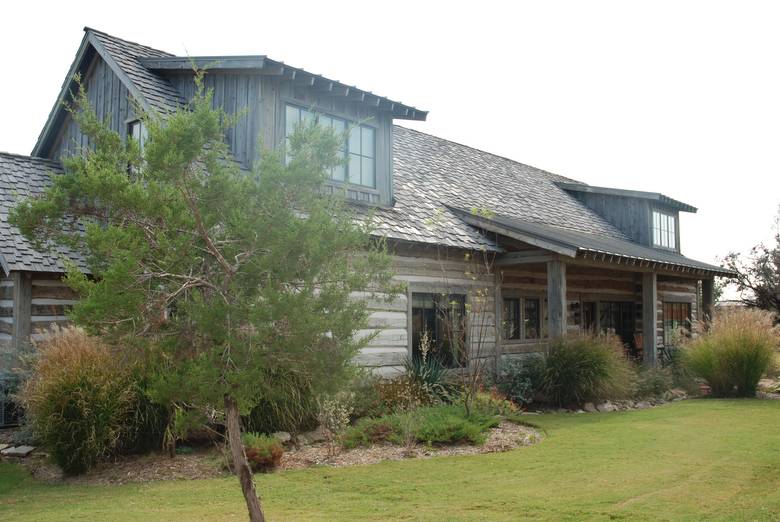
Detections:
140,56,427,121
449,208,733,276
32,28,184,157
0,153,88,274
556,181,697,213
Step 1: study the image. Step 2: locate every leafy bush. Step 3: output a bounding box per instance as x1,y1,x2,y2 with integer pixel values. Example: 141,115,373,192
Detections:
472,389,519,416
683,309,779,397
541,334,635,407
490,355,546,407
241,432,284,472
244,368,318,436
342,404,499,448
348,371,387,419
633,367,674,398
19,327,140,475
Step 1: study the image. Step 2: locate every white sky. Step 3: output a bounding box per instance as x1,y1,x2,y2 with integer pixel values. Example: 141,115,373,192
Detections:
1,1,778,281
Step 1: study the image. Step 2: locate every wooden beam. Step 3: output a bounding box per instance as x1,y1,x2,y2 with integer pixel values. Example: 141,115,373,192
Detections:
701,278,714,324
547,260,567,338
642,272,658,367
495,251,556,266
12,272,32,350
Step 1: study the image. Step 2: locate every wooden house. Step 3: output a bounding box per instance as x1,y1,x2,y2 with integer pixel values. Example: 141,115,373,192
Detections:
0,28,734,373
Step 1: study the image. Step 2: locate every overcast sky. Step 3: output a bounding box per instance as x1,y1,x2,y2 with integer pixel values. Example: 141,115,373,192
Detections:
1,1,778,285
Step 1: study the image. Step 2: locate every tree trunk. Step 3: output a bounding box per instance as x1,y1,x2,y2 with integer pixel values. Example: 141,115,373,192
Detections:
224,394,265,522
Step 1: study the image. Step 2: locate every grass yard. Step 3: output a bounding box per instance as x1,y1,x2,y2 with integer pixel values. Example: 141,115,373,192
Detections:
1,400,779,521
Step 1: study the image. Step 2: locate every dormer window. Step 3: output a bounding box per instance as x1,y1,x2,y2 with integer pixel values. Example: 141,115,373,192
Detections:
652,210,676,249
285,104,375,188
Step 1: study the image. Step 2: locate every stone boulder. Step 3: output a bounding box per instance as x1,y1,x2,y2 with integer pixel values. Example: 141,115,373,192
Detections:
596,402,616,413
583,402,597,413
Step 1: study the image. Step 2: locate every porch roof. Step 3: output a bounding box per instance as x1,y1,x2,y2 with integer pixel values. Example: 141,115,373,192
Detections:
448,207,735,277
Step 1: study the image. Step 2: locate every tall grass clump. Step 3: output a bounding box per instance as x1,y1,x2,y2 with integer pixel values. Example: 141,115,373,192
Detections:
683,309,779,397
19,327,141,474
542,334,635,407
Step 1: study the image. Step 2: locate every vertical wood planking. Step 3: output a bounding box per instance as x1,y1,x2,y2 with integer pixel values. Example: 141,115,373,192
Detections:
546,260,567,337
12,272,32,350
642,272,658,366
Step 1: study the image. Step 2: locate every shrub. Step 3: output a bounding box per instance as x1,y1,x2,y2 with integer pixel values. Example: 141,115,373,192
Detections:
683,309,779,397
490,355,546,407
472,389,519,416
19,327,139,475
348,371,387,419
375,376,437,412
633,367,674,398
342,417,402,448
317,393,353,455
403,354,459,403
343,404,499,449
541,334,635,407
244,368,318,436
241,432,284,472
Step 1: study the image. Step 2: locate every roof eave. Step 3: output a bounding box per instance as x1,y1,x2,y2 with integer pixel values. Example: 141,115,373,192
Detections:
140,56,428,122
556,181,698,213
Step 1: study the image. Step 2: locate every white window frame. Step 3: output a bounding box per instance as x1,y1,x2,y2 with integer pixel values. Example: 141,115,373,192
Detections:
652,209,676,250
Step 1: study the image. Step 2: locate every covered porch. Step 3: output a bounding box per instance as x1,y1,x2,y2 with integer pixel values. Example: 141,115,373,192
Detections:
450,208,733,365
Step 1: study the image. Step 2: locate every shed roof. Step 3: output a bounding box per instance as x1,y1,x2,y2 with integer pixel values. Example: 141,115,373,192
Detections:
556,181,697,213
0,153,88,274
449,207,734,276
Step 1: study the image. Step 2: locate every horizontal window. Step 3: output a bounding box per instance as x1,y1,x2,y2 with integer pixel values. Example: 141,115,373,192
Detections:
502,296,541,342
285,104,375,188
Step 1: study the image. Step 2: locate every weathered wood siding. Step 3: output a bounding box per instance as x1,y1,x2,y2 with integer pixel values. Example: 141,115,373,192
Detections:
568,192,653,247
47,52,138,161
164,72,394,205
353,243,496,376
0,273,76,368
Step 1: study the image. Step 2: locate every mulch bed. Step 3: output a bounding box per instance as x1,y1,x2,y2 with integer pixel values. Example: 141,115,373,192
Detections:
10,420,542,485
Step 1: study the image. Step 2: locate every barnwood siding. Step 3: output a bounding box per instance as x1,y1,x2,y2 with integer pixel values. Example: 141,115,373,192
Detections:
49,52,138,161
164,72,395,205
0,278,13,357
166,72,263,171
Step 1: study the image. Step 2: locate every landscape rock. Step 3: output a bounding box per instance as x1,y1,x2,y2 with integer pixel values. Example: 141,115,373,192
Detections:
635,401,651,410
272,431,292,444
0,444,8,452
300,426,327,445
1,445,35,457
583,402,597,413
596,402,616,413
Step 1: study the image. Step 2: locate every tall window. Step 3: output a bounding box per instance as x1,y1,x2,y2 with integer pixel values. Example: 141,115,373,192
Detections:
285,104,375,188
128,120,147,152
652,210,676,249
663,302,691,346
501,297,541,341
412,293,466,368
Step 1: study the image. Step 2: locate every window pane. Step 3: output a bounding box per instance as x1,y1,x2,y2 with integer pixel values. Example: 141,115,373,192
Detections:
524,298,540,340
332,161,346,182
318,114,332,129
348,126,361,154
361,126,375,157
285,105,299,137
361,156,375,187
348,154,361,184
503,298,520,340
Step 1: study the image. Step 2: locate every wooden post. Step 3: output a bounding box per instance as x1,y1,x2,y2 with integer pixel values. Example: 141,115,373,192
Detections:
494,271,503,375
642,272,658,367
547,260,567,338
12,272,32,350
701,278,714,325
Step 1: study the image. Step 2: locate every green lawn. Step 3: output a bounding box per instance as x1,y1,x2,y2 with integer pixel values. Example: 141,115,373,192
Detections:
2,400,779,521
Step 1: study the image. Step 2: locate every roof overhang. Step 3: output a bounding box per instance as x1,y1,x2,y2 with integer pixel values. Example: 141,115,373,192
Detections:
556,182,697,213
448,206,735,278
32,30,158,157
139,56,427,121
